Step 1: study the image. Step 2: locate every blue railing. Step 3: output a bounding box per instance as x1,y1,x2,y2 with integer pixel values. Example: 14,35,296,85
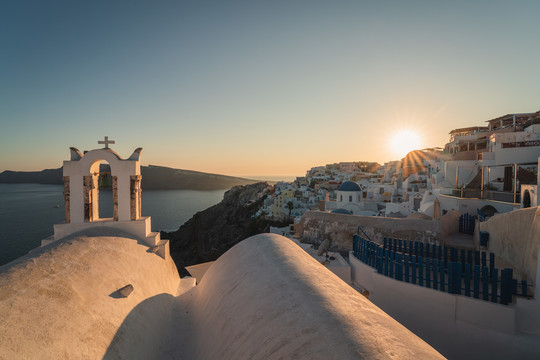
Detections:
459,213,476,235
353,235,532,305
382,236,497,271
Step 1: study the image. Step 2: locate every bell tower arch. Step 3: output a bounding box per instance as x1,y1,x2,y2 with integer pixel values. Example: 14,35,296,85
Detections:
51,138,168,259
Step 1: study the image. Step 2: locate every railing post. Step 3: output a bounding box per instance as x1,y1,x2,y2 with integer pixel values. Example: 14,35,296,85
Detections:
489,253,495,277
491,268,498,303
448,262,454,294
500,268,513,305
370,242,374,267
464,264,471,297
404,255,410,283
439,261,445,292
455,262,462,295
364,239,368,263
389,250,394,278
449,262,461,294
412,256,417,285
432,259,438,290
482,266,489,301
522,280,528,297
451,247,458,262
384,249,389,276
396,253,403,281
419,257,424,287
425,258,431,288
473,265,480,299
363,237,367,262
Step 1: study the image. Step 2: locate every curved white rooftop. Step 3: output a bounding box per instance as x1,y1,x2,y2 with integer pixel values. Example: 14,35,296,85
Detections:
163,233,444,359
0,232,443,359
0,233,180,359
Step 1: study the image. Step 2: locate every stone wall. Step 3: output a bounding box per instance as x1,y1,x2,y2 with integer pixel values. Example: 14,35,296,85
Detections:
296,211,461,250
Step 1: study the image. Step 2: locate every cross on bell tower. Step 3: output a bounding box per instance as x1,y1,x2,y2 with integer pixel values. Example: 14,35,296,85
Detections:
98,136,115,148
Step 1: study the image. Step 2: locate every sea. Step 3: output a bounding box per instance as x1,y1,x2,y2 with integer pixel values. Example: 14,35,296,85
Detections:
0,184,227,266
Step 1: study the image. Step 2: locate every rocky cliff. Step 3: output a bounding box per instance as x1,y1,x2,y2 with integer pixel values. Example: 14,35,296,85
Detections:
163,182,285,275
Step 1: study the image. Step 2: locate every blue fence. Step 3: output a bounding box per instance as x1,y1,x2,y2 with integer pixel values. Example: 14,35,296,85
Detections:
459,213,476,235
353,235,532,305
382,236,497,272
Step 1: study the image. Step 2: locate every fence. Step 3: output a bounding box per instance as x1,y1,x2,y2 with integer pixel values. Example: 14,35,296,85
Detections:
352,235,532,305
382,236,496,270
459,213,475,235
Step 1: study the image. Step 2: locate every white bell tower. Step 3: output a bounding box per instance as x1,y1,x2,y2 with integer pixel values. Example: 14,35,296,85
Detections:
46,137,168,259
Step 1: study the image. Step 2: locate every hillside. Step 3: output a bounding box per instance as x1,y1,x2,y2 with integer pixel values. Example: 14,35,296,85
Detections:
163,182,288,275
0,165,260,190
0,168,63,185
140,165,259,190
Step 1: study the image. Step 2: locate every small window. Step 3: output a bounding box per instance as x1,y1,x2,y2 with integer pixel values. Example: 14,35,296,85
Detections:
349,195,352,202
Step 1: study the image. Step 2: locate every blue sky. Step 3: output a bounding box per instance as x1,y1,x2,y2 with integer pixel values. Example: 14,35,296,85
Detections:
1,1,539,176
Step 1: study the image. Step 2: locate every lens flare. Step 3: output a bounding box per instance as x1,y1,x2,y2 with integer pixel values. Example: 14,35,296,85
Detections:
390,130,422,158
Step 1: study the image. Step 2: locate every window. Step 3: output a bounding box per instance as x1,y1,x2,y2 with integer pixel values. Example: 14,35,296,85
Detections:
349,195,352,202
340,195,343,201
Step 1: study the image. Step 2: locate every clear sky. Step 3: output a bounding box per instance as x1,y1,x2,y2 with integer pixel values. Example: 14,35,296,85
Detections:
1,1,539,177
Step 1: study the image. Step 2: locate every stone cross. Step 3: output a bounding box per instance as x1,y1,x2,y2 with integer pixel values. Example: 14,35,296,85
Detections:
98,136,115,148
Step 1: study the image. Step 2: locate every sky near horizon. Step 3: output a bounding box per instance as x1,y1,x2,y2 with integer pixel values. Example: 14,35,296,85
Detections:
1,1,540,177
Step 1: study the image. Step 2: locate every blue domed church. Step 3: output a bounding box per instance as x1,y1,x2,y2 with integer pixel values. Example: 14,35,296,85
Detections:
334,181,365,215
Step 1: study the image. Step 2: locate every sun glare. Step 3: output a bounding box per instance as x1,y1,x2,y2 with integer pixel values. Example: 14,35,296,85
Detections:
390,130,422,158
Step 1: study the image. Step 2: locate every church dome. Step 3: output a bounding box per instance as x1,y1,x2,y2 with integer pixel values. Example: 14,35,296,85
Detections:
338,181,361,192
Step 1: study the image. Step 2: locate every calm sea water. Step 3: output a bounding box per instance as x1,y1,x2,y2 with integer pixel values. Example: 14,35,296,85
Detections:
0,184,225,266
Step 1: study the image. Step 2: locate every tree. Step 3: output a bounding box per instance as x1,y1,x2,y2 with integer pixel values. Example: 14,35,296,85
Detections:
286,201,294,223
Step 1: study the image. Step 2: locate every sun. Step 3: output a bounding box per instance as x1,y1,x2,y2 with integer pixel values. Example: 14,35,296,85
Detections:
390,130,422,158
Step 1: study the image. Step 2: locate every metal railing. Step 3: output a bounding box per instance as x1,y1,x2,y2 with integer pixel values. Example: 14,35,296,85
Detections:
352,235,533,305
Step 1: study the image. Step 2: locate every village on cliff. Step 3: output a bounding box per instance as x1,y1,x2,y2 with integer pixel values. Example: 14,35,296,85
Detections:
262,110,540,224
251,109,540,358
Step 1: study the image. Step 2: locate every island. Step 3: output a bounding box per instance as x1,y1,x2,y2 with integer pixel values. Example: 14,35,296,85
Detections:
0,164,261,190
